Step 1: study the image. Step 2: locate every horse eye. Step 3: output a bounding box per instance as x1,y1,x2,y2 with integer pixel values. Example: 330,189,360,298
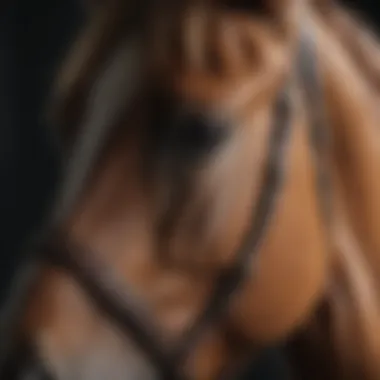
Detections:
147,92,228,161
171,111,228,158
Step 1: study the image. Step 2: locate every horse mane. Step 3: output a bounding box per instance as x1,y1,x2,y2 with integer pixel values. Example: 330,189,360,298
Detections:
315,1,380,95
50,1,380,144
286,3,380,378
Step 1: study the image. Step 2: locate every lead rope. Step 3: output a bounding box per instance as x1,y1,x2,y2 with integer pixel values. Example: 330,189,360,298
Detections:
0,36,142,374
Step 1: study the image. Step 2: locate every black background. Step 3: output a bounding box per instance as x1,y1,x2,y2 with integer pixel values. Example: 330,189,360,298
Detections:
0,1,378,378
0,0,83,300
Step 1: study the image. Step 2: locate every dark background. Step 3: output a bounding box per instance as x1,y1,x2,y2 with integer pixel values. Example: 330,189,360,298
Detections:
0,0,83,301
0,0,378,378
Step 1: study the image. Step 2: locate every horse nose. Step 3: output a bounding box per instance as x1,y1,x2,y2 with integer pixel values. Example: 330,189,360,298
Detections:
0,341,52,380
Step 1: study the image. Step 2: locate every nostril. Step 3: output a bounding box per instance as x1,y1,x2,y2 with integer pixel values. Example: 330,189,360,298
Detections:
0,341,53,380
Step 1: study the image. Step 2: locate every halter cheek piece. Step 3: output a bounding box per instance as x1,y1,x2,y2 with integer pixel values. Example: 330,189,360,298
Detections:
0,24,331,380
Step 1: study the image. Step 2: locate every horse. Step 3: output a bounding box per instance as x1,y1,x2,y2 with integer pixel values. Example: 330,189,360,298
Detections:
2,0,380,379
